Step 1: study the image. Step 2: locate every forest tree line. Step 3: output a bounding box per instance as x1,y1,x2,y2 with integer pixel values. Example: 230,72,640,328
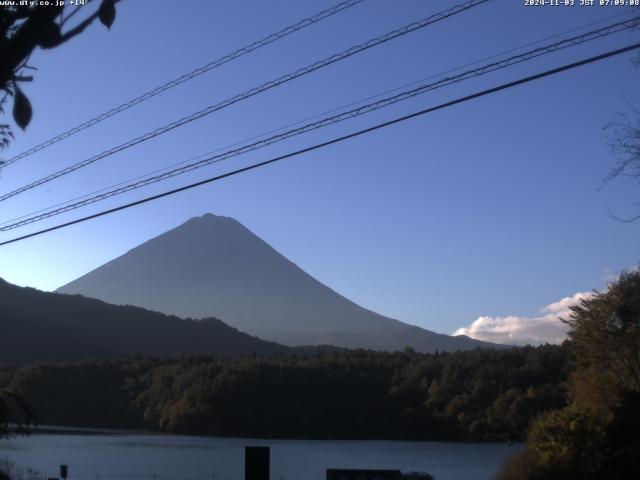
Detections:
0,343,568,442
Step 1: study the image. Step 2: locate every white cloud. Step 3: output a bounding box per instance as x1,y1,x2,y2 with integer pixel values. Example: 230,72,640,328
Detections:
453,291,593,346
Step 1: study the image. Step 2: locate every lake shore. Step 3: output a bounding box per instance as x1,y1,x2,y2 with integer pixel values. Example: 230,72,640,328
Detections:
2,430,520,480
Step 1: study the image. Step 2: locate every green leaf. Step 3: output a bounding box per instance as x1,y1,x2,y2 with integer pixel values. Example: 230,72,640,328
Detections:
99,0,116,30
12,87,32,130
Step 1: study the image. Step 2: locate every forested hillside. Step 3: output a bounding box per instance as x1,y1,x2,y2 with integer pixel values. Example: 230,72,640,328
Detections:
0,278,289,363
0,345,568,441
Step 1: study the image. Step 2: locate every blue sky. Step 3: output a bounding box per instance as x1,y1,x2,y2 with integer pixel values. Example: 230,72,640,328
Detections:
0,0,639,338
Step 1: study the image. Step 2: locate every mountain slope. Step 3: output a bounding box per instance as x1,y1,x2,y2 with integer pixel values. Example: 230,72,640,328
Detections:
0,277,288,363
57,213,501,352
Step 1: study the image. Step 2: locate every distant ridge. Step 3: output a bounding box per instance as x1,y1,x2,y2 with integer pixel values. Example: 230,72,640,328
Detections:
0,277,289,363
57,213,504,353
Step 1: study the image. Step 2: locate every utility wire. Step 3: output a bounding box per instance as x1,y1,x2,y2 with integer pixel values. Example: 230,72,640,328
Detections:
0,0,491,203
3,7,634,229
2,15,638,232
0,0,367,167
2,41,639,247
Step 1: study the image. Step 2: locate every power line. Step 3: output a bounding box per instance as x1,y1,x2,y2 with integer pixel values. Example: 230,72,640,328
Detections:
0,0,367,167
0,0,491,203
2,15,638,232
2,41,638,247
4,7,634,230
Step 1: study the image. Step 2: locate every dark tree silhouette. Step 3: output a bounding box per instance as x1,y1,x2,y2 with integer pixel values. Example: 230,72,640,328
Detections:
0,391,37,439
0,0,120,150
603,16,640,221
605,105,640,222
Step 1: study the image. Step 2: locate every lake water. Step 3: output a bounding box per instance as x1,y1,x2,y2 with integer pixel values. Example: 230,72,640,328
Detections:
0,429,520,480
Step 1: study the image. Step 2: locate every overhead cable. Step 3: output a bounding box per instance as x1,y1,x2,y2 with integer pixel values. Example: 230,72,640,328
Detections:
2,15,638,232
1,0,367,167
0,0,491,203
2,40,638,246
